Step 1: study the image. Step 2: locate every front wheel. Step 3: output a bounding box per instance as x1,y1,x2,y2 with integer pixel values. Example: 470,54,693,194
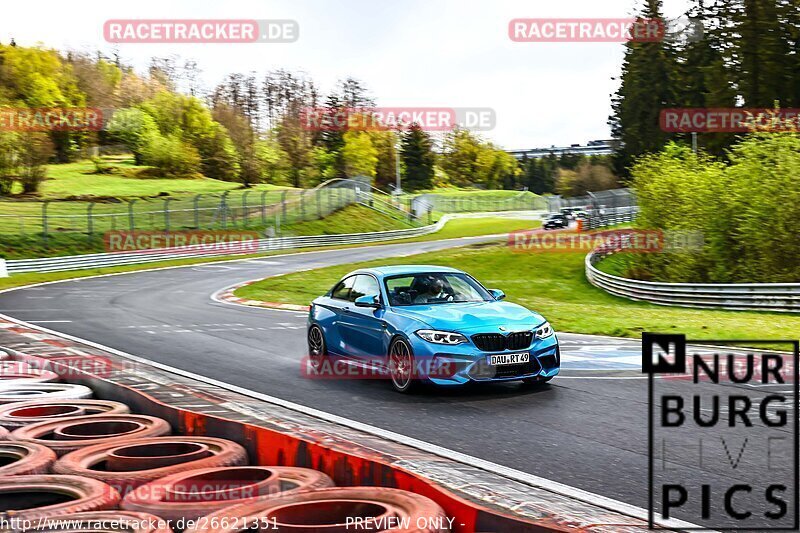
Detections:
307,325,327,372
388,338,417,393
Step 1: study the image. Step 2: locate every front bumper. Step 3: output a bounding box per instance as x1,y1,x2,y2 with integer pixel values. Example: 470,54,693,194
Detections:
408,334,560,386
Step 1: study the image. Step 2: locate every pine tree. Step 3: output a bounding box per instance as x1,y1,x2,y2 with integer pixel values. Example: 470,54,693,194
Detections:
400,123,435,192
609,0,679,175
731,0,788,107
675,0,738,156
782,0,800,106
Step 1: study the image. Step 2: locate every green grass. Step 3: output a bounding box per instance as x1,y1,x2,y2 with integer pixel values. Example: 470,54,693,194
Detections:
0,215,538,292
33,158,294,200
284,205,411,236
234,243,800,342
592,252,630,276
393,216,538,243
406,188,547,215
0,156,299,236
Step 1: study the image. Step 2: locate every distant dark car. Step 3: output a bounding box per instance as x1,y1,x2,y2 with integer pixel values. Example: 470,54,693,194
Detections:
543,214,569,230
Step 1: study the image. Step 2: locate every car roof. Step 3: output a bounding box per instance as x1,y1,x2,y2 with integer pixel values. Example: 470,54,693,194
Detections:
350,265,464,277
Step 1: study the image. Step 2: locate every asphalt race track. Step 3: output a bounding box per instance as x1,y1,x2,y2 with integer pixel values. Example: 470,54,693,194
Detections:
0,235,794,527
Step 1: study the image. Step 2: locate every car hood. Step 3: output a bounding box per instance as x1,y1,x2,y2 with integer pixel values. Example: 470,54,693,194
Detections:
393,301,545,333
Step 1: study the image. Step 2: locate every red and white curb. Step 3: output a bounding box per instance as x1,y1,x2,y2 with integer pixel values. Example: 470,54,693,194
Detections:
216,280,311,312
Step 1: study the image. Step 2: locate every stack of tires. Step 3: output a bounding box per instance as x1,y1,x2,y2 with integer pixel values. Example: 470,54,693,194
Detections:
0,354,450,532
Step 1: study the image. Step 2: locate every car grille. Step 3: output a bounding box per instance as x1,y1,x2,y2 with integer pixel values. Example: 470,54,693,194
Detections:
471,331,533,352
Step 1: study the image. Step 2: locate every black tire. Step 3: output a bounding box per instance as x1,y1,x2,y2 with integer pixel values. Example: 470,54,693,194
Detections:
307,325,328,373
388,337,418,393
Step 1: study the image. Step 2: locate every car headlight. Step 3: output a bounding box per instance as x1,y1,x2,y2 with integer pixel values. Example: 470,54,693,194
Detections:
416,330,468,345
534,322,554,339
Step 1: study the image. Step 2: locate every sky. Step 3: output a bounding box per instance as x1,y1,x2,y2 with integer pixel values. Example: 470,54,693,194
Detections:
2,0,692,149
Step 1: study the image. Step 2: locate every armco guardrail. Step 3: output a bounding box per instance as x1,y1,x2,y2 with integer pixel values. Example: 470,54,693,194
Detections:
3,211,545,275
586,248,800,312
4,225,440,275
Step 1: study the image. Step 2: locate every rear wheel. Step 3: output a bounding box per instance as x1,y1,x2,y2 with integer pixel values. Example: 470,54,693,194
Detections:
388,338,417,393
307,325,327,372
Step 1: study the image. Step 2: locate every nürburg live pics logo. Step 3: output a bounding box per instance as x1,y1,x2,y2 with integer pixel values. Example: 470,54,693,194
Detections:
644,333,799,530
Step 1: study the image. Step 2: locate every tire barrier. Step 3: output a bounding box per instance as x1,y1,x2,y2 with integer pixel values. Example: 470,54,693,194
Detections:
0,399,130,428
121,466,335,523
0,441,57,475
183,487,450,533
11,415,171,456
0,475,120,522
54,437,248,495
0,361,60,386
0,315,657,532
0,424,8,440
0,383,93,404
17,511,174,533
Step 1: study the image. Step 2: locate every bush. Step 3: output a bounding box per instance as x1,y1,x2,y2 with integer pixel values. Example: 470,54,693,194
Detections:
140,134,202,178
628,135,800,283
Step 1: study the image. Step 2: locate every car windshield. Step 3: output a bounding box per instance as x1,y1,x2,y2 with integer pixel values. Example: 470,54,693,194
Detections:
384,273,492,306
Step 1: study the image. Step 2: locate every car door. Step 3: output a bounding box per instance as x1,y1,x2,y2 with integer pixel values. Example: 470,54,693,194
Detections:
320,275,356,357
336,274,387,363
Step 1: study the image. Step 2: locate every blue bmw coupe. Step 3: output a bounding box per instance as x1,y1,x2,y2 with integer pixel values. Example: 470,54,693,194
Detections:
307,265,560,392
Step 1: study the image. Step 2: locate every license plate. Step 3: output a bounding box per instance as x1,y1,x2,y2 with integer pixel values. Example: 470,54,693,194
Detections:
488,352,530,366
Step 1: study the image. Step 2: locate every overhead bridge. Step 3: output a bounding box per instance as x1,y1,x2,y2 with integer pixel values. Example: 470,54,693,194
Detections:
507,140,616,160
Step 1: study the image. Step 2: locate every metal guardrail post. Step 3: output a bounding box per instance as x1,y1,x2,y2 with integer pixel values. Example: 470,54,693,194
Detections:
128,200,137,232
163,198,173,234
242,190,250,227
220,191,229,229
260,190,268,225
87,202,95,243
193,195,201,229
327,188,332,214
41,201,49,247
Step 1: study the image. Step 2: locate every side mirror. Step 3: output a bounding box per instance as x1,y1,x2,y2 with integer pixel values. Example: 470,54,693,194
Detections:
354,294,382,308
488,289,506,300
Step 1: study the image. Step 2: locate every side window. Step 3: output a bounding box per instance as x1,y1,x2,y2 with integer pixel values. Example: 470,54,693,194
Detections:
350,275,380,302
330,276,356,300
